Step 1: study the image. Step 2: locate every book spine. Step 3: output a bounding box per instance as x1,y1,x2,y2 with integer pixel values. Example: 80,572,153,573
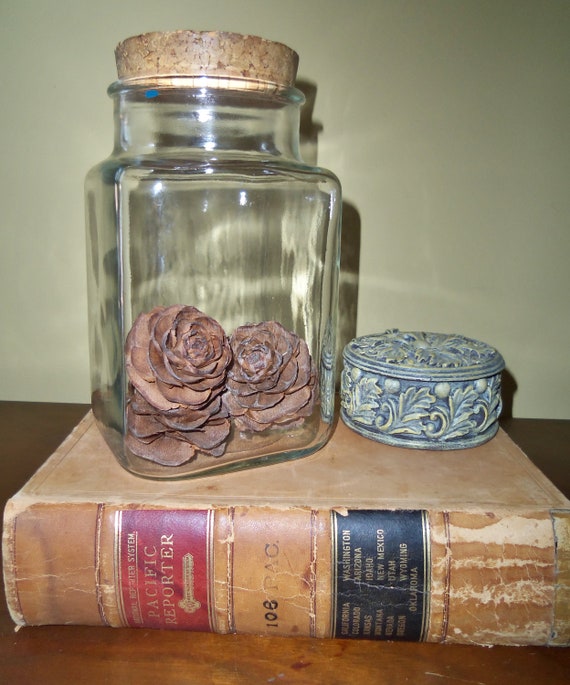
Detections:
3,501,569,646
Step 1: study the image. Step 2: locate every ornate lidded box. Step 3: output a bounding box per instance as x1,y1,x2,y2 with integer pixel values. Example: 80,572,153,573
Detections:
340,330,505,450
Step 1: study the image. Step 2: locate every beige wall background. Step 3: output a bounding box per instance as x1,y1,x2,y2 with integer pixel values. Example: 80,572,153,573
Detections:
1,0,568,418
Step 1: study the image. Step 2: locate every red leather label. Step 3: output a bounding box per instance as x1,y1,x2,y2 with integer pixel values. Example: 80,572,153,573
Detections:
116,509,212,631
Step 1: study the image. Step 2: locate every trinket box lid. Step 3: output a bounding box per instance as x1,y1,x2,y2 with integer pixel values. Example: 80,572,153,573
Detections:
340,330,505,449
343,330,505,381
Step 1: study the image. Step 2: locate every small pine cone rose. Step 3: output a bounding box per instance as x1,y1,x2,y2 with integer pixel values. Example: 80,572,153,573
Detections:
125,305,232,466
224,321,317,433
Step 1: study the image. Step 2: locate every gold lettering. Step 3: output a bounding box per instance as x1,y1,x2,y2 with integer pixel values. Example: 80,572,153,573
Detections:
365,557,374,581
374,608,384,637
178,553,201,614
376,530,385,561
341,602,350,636
351,606,361,636
353,547,362,582
399,543,409,582
397,614,406,637
409,567,419,613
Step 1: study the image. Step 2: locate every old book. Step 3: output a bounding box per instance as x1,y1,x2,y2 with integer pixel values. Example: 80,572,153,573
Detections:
2,411,569,646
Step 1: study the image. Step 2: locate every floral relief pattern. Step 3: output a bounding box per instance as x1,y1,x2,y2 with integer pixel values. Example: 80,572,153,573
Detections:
341,368,503,448
349,330,501,372
125,306,317,466
341,331,505,449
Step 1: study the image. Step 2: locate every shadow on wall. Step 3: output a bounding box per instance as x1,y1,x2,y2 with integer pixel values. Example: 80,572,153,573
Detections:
501,368,518,419
338,202,360,380
297,81,523,415
297,79,361,384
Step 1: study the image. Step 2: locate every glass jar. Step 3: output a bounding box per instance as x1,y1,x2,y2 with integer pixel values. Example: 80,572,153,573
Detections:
85,31,342,478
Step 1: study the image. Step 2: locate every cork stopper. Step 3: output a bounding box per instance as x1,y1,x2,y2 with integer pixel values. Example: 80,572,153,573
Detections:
114,30,299,89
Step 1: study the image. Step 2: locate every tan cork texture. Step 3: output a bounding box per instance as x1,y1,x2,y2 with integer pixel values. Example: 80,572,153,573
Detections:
114,30,299,88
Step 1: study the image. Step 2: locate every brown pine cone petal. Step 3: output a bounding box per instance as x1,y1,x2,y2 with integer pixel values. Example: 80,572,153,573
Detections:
131,376,184,413
229,389,285,410
126,431,197,466
155,378,214,407
127,405,167,439
128,345,155,383
176,417,231,453
156,396,227,432
247,385,312,426
222,392,247,417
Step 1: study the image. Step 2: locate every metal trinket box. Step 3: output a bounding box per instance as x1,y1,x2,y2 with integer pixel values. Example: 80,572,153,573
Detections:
340,330,505,450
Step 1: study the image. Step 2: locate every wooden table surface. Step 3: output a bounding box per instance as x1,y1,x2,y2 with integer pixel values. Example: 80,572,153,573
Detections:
1,401,569,685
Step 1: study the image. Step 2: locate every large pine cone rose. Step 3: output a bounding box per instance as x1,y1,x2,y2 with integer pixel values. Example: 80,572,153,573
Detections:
224,321,317,433
125,305,232,465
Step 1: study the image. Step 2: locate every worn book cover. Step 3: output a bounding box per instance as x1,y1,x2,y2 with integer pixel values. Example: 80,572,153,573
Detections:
3,411,569,646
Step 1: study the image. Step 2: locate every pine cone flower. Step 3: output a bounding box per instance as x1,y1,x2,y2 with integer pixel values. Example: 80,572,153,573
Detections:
125,305,232,465
224,321,317,433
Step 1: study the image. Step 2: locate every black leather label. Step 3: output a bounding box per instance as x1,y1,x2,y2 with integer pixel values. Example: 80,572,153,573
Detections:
332,509,430,640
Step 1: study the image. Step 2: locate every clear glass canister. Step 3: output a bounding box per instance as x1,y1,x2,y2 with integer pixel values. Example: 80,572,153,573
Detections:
85,31,342,478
